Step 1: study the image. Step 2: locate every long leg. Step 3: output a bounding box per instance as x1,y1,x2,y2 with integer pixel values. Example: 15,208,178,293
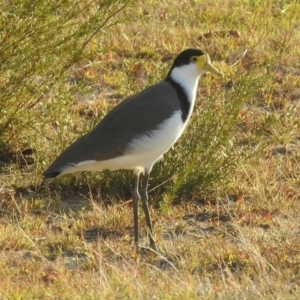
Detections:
140,171,157,251
132,173,140,253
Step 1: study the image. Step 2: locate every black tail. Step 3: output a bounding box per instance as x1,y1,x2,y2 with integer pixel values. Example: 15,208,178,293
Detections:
43,171,61,180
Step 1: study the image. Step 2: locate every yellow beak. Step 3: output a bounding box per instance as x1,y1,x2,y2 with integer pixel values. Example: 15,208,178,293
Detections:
204,63,223,77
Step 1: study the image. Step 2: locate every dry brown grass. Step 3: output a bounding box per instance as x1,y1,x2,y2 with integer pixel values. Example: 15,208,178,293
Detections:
1,0,300,299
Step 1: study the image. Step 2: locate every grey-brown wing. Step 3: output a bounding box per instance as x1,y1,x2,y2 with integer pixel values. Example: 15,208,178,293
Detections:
43,81,181,175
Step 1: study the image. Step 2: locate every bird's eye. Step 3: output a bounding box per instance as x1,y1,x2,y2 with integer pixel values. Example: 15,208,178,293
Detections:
191,56,197,63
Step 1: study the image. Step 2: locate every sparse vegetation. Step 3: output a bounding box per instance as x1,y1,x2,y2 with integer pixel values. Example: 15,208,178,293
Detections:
0,0,128,146
1,0,300,299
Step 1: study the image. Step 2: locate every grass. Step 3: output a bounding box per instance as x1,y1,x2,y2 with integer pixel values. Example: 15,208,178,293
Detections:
1,0,300,299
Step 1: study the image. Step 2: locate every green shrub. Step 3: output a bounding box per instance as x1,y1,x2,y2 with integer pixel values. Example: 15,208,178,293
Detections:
0,0,128,147
154,77,246,204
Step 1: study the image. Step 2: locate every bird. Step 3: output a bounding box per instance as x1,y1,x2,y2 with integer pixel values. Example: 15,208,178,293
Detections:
43,48,223,253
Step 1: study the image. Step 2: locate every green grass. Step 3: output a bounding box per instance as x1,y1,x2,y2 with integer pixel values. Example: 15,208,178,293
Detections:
1,0,300,299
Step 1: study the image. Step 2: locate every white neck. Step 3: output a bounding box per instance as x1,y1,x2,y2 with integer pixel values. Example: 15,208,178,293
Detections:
169,63,203,105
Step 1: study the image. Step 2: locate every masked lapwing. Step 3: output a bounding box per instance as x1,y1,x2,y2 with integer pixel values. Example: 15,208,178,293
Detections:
43,49,223,252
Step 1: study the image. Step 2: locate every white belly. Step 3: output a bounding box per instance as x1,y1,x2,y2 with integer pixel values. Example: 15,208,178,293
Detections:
61,111,187,175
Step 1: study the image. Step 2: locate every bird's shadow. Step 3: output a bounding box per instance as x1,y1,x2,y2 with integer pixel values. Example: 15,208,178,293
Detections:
83,227,124,243
3,181,133,243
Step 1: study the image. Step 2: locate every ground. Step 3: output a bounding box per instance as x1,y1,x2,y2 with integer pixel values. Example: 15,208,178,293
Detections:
0,1,300,299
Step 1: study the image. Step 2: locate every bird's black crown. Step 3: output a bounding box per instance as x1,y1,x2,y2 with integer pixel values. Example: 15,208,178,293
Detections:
171,49,205,68
166,49,205,78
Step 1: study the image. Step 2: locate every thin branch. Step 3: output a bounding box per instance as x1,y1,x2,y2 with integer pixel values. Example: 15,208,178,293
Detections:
231,49,248,67
81,1,129,50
